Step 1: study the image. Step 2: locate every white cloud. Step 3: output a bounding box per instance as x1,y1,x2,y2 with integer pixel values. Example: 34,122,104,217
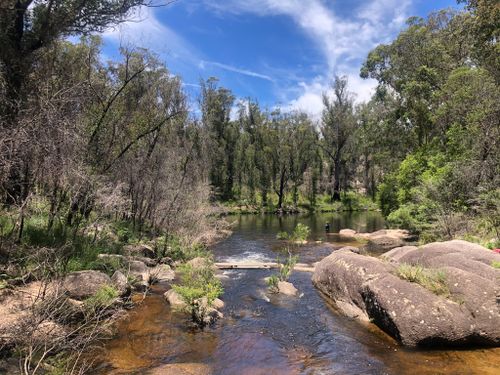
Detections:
201,0,411,114
102,6,200,66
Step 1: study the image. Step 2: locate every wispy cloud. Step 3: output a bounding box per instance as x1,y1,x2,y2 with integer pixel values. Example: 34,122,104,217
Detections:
102,6,201,67
200,60,275,82
201,0,412,113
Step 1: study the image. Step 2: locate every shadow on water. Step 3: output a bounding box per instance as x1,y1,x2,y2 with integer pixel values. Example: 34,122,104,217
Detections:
95,212,500,375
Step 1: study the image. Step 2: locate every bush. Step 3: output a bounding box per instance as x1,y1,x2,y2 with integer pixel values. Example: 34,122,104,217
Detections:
386,204,421,233
84,285,119,311
276,223,310,243
267,247,298,293
172,258,223,326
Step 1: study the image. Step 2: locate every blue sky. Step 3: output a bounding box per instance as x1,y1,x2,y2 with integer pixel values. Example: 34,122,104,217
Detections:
101,0,460,117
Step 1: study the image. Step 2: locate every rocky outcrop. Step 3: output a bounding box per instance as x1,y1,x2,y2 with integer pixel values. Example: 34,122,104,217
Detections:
313,241,500,347
63,270,112,300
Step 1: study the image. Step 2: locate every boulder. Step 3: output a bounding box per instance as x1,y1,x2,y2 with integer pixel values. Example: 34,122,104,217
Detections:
339,229,357,238
313,241,500,347
149,264,175,283
212,298,225,310
277,281,298,296
123,244,156,259
128,260,150,282
63,271,111,300
164,289,186,309
129,256,157,267
111,270,130,297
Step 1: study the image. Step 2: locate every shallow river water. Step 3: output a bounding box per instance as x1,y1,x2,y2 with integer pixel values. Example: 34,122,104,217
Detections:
95,212,500,374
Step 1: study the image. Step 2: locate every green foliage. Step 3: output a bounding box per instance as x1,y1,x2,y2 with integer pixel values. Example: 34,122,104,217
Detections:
396,263,449,296
276,223,310,243
491,261,500,269
156,235,209,262
172,258,223,324
341,191,378,211
268,251,298,293
84,285,119,311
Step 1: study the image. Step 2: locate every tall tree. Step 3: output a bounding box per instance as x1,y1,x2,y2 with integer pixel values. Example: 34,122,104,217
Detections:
321,76,355,201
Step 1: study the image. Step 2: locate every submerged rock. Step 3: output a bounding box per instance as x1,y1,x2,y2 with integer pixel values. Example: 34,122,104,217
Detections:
313,240,500,347
164,289,187,309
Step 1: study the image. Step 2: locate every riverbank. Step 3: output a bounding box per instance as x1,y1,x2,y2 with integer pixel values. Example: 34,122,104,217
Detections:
219,192,379,215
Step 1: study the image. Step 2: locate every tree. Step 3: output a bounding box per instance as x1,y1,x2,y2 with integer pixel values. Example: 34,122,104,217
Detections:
200,77,236,200
321,76,355,201
0,0,150,114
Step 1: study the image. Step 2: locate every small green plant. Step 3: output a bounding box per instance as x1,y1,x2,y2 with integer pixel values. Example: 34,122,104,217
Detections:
173,258,223,326
84,285,119,311
491,260,500,269
267,249,298,293
396,263,449,296
276,223,310,243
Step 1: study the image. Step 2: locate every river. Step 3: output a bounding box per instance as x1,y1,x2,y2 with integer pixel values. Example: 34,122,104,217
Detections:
94,212,500,374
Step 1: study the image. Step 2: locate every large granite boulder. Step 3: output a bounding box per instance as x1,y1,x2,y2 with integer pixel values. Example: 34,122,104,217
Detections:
313,241,500,347
63,270,112,300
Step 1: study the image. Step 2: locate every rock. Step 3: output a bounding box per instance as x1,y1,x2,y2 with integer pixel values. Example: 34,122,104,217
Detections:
277,281,298,296
129,255,157,267
361,235,405,254
128,260,150,282
339,229,357,238
202,307,223,325
97,253,126,263
160,256,174,266
313,241,500,347
164,289,186,309
111,270,130,297
63,271,112,300
149,264,175,283
123,244,156,259
212,298,225,310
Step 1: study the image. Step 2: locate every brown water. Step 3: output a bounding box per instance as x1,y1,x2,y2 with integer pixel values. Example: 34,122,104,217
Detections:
95,212,500,374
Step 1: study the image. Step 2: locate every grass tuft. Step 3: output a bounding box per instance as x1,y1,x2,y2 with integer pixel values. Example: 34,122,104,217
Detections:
396,263,449,297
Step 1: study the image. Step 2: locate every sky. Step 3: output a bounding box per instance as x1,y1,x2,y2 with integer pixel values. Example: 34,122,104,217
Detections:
101,0,460,117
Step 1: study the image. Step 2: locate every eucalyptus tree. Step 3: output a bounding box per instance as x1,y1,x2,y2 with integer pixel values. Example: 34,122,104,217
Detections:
200,77,237,200
321,76,356,201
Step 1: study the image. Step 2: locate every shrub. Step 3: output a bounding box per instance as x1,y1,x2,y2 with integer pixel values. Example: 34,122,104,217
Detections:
386,204,421,233
276,223,310,243
396,263,449,297
267,248,298,293
172,258,223,326
84,285,119,311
